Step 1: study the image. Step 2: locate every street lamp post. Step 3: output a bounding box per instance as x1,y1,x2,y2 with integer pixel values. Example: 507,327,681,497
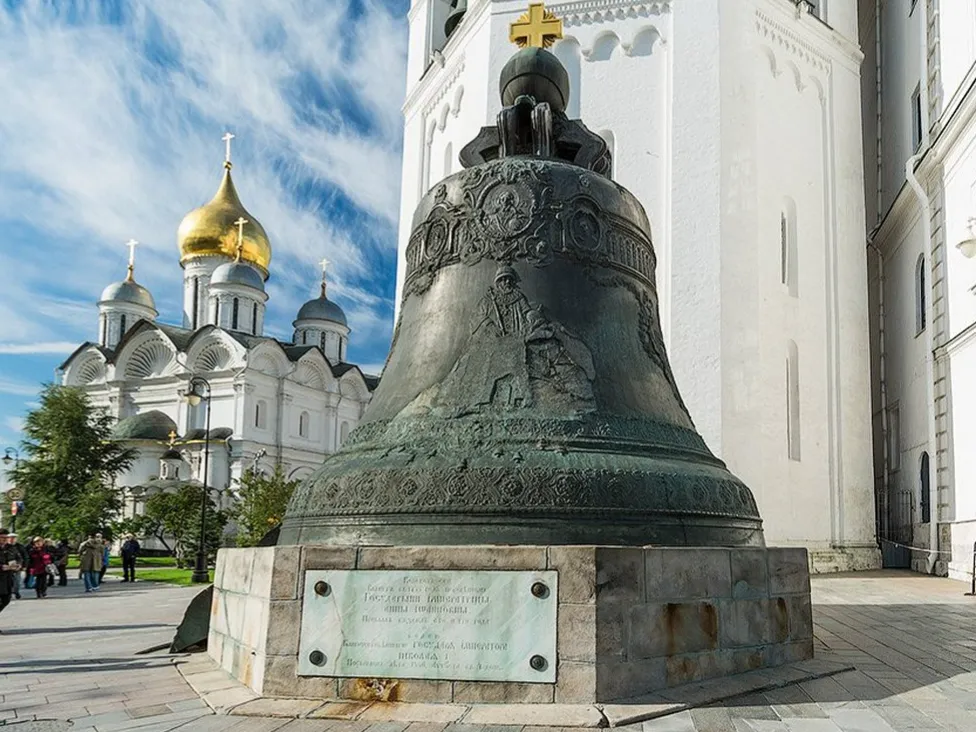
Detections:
2,447,20,533
185,377,212,584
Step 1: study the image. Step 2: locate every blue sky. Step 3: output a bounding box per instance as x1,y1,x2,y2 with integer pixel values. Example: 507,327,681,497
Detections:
0,0,410,454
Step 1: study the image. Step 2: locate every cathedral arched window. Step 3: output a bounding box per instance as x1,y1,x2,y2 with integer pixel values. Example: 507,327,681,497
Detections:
444,142,453,179
786,340,800,461
299,411,309,438
340,421,350,446
552,38,581,119
915,253,927,334
232,298,239,331
252,302,258,335
213,299,219,326
781,199,798,297
919,451,931,523
255,400,267,430
192,277,200,330
119,314,126,336
321,332,327,354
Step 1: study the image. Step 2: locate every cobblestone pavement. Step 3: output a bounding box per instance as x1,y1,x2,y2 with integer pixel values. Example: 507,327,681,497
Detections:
2,570,976,731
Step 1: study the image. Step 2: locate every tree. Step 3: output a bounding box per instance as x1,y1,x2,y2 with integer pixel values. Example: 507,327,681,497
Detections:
234,465,300,547
125,482,228,567
12,385,135,541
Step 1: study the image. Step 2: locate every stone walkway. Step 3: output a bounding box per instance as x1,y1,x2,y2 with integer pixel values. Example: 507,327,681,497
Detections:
2,570,976,731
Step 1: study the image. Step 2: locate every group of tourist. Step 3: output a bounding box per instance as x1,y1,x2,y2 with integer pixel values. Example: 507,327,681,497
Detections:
0,528,142,631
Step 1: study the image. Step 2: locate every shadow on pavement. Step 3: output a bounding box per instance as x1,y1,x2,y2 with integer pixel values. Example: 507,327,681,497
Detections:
0,623,173,635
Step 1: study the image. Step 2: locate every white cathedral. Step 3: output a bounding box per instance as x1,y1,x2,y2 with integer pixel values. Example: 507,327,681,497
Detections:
59,151,377,521
397,0,976,578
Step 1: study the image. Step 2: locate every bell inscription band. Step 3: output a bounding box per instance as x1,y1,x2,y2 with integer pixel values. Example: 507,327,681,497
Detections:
279,26,765,550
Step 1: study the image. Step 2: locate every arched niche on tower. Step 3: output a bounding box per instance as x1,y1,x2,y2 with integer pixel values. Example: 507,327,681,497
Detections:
552,37,582,119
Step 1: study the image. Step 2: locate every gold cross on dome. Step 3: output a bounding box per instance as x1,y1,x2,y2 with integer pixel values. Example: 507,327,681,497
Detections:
222,132,235,168
509,2,563,49
234,217,248,260
125,239,139,280
167,430,178,447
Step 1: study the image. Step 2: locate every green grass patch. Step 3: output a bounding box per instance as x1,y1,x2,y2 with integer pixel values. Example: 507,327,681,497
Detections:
66,555,177,569
106,568,212,586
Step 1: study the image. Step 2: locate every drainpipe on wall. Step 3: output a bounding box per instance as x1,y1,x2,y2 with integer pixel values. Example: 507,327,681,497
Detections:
868,236,890,543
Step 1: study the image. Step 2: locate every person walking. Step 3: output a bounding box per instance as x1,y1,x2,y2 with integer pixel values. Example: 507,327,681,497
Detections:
54,539,69,587
7,533,27,599
27,537,52,599
120,534,140,583
78,533,101,592
0,529,21,631
99,537,111,583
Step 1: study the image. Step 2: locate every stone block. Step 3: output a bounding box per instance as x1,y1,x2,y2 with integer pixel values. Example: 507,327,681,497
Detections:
270,545,301,600
222,549,256,595
231,697,323,717
729,646,769,674
452,680,553,703
241,595,270,652
554,661,596,704
596,658,666,701
719,598,772,648
307,701,371,719
207,630,225,668
558,603,596,663
214,551,227,589
337,678,452,704
262,655,338,698
303,546,358,571
665,652,723,686
788,593,813,640
767,548,810,595
766,639,813,665
769,596,790,643
357,545,547,570
461,703,605,727
249,547,275,599
731,549,768,599
358,701,466,722
628,602,719,658
265,601,301,656
595,601,626,660
646,548,731,601
547,546,596,603
595,547,644,605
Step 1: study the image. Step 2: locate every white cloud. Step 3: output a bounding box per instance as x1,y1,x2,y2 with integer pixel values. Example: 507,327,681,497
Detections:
0,0,406,359
4,417,24,436
0,342,78,355
0,379,40,398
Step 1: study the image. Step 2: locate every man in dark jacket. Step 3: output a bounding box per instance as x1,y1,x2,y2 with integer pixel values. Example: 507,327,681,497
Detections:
120,534,140,583
7,533,27,599
0,528,21,629
54,539,69,586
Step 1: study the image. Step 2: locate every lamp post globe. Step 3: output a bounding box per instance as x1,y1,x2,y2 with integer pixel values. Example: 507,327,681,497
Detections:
185,378,212,584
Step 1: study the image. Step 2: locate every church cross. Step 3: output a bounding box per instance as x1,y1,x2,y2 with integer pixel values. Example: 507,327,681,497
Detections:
125,239,139,280
167,430,178,448
234,217,248,260
222,132,235,168
319,258,330,296
509,2,562,49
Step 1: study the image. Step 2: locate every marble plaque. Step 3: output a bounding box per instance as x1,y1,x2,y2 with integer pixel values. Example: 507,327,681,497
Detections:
298,569,558,683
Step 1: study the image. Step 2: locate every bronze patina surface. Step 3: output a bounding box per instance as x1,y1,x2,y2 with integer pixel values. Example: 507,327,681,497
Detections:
279,48,764,548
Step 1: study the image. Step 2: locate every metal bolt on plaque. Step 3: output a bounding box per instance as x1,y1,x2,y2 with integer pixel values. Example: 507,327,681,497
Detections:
531,581,549,599
529,655,548,672
309,650,327,666
314,581,331,597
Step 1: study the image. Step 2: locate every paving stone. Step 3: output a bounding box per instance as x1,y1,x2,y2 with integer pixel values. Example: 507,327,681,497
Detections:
357,703,467,723
460,704,604,727
640,710,697,730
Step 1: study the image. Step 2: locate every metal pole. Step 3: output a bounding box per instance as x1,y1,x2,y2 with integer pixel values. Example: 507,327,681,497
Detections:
968,541,976,597
192,381,212,584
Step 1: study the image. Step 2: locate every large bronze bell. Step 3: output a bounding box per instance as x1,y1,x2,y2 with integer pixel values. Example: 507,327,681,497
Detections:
279,48,764,548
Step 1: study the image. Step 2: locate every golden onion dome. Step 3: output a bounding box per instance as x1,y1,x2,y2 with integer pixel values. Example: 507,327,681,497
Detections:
177,164,271,278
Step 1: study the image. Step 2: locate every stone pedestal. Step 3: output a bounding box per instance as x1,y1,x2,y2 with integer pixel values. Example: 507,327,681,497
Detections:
209,544,812,704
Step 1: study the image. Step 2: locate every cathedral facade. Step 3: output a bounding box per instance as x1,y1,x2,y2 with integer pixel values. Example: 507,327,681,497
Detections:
400,0,877,572
59,157,376,524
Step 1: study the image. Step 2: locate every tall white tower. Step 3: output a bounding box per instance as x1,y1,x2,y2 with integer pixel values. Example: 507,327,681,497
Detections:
396,0,876,570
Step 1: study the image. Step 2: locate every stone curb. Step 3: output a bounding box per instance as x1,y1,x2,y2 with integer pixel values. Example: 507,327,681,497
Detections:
174,655,853,728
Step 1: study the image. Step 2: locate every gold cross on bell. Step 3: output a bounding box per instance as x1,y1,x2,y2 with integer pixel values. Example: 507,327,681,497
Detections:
509,2,563,49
